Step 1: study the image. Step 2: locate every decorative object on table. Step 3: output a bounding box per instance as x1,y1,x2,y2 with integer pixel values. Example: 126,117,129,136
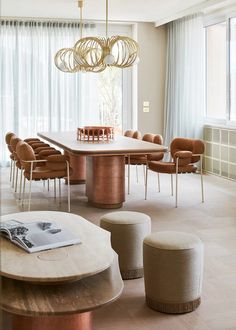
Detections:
143,231,204,314
77,126,114,141
100,211,151,279
54,0,139,73
0,219,81,253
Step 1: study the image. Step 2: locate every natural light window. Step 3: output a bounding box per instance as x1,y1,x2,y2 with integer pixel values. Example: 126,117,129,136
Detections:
206,22,227,120
230,18,236,122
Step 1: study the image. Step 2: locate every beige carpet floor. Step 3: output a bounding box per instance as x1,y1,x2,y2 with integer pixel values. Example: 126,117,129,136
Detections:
1,166,236,329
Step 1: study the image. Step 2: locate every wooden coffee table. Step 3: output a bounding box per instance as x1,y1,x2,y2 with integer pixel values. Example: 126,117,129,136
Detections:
0,211,123,330
38,132,167,208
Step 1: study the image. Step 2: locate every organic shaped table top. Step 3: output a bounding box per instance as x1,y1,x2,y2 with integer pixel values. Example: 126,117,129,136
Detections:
1,254,123,316
0,211,114,283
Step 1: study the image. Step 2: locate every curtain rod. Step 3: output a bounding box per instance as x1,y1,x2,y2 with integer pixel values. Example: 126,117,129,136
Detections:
0,16,136,25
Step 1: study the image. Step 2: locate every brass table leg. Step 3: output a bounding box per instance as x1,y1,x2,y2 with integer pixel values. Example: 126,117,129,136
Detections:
86,155,125,208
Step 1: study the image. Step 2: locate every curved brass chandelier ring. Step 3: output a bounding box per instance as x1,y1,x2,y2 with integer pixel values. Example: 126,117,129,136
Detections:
54,48,80,73
106,36,139,68
54,0,139,73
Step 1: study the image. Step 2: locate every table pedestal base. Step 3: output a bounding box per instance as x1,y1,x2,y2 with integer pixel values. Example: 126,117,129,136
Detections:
86,155,125,209
12,312,92,330
64,151,86,185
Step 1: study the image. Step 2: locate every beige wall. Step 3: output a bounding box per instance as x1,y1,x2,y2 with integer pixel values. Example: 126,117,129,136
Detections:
136,23,167,136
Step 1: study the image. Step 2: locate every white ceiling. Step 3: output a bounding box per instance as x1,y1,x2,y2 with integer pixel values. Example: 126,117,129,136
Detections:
1,0,235,25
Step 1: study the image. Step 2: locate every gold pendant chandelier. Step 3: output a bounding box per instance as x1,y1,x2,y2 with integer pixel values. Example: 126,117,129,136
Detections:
54,0,139,73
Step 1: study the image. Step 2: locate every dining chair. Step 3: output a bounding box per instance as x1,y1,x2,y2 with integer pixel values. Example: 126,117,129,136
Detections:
10,136,23,191
15,140,62,199
124,130,135,138
11,135,59,193
124,130,142,193
16,142,71,212
145,137,205,207
127,133,164,194
5,132,17,183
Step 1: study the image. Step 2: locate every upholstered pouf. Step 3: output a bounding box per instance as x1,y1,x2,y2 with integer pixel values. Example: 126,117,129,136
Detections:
143,231,204,314
100,211,151,280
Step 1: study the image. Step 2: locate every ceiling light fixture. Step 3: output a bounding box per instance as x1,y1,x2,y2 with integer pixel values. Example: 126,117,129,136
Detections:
54,0,139,73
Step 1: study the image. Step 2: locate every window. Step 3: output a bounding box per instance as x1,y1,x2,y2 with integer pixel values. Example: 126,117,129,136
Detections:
0,21,133,164
206,22,227,119
230,18,236,121
205,18,236,125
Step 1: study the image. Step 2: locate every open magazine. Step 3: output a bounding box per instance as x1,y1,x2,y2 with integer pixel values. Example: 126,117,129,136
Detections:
0,220,81,253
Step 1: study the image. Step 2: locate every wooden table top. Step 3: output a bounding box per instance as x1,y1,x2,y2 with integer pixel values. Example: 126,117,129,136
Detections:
38,131,167,155
1,254,123,316
0,211,114,283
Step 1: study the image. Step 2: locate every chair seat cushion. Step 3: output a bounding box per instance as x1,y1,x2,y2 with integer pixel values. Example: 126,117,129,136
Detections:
24,166,67,180
128,155,147,165
148,161,197,174
126,152,164,165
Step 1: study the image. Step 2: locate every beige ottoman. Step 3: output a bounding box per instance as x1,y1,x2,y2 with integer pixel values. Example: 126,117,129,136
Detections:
143,231,204,313
100,211,151,279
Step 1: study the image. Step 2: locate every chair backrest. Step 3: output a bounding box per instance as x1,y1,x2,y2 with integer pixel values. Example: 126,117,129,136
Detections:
46,154,67,171
124,130,135,138
153,134,163,145
28,142,50,150
6,133,17,153
133,130,142,139
5,132,16,145
170,138,205,165
16,142,36,172
142,133,155,143
24,138,40,143
11,137,22,153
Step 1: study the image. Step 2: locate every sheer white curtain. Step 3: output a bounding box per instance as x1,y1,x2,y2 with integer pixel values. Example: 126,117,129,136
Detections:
164,14,205,146
0,20,96,165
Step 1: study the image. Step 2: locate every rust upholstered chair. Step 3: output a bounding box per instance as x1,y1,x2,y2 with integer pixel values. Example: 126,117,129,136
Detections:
15,141,61,200
127,133,164,194
145,138,205,207
5,132,17,183
133,130,142,139
124,130,142,193
10,136,23,191
17,142,71,212
124,130,135,138
124,130,142,139
10,136,60,196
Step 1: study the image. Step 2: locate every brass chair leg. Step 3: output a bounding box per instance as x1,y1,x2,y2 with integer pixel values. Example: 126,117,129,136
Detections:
145,167,148,200
200,155,204,203
157,173,160,192
175,158,179,208
128,155,131,195
66,161,71,213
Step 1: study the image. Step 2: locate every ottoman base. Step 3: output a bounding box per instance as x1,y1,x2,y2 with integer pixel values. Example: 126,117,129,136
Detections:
146,296,201,314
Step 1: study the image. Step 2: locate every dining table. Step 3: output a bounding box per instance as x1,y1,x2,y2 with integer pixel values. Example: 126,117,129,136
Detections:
38,131,167,208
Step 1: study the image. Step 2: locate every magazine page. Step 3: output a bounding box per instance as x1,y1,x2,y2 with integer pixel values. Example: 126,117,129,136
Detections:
0,220,25,240
0,220,81,253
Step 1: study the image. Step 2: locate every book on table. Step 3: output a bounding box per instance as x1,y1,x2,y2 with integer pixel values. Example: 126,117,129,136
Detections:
0,220,81,253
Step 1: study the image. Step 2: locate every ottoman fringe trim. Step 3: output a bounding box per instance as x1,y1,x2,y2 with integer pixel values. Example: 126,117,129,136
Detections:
146,296,201,314
121,268,143,280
